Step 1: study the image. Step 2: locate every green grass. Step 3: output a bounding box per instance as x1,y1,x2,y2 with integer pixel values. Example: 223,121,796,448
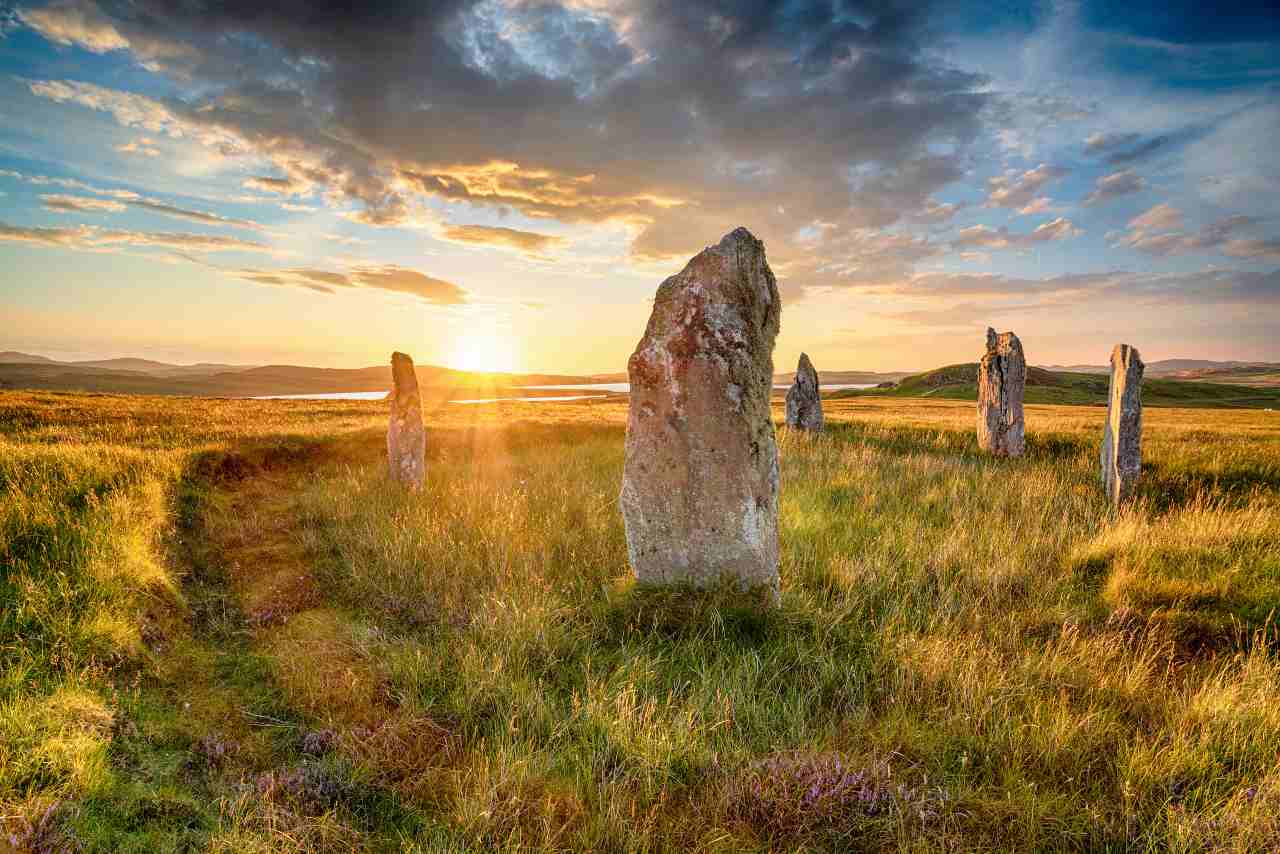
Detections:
2,390,1279,851
834,362,1280,408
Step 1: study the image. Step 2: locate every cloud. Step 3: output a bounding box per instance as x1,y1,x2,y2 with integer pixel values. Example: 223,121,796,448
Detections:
1016,197,1051,215
1221,238,1280,262
439,224,568,257
1082,169,1147,205
116,138,159,156
1084,130,1196,165
40,193,126,213
1128,203,1184,232
1085,132,1140,154
1,168,139,199
19,0,995,293
27,174,269,230
243,175,310,196
985,164,1068,209
0,220,276,254
951,217,1082,250
17,1,128,52
909,199,962,224
128,198,267,231
234,264,465,304
1111,212,1277,259
856,267,1280,317
27,78,245,153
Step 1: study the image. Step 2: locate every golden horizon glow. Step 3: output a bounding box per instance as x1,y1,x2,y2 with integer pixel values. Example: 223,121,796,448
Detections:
446,324,520,374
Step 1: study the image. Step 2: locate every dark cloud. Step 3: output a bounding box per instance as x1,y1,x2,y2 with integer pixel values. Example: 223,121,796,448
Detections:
1083,124,1210,165
20,0,993,292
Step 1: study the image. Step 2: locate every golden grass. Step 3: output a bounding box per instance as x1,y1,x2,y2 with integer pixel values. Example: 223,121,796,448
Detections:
1,388,1278,851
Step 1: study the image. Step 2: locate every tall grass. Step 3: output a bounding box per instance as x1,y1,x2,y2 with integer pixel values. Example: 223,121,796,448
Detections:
1,390,1278,851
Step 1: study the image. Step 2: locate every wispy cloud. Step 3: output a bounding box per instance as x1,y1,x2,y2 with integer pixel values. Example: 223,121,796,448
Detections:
233,264,466,304
439,224,568,257
0,220,278,255
40,193,126,213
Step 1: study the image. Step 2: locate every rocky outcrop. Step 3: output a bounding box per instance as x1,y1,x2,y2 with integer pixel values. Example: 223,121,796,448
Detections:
387,351,426,489
1101,343,1144,505
977,327,1026,457
785,352,823,432
620,227,781,598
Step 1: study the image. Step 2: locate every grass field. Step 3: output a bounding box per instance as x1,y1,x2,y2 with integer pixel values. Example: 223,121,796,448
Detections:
2,390,1279,852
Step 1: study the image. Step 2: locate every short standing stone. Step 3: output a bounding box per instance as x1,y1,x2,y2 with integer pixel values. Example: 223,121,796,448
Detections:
977,327,1026,456
387,351,426,489
1101,343,1144,505
620,227,781,597
785,352,824,432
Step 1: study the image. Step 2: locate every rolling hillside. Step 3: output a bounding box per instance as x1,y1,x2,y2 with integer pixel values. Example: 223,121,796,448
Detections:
832,363,1280,409
0,353,600,398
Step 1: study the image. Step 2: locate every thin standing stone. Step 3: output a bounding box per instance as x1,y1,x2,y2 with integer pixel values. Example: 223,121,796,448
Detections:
1101,343,1144,505
387,351,426,489
977,327,1026,456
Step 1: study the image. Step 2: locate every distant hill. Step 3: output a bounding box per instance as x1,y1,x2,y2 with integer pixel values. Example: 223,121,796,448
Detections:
0,352,254,377
69,358,254,377
4,349,1278,404
0,356,602,399
0,351,58,364
832,363,1280,409
1046,358,1280,380
774,369,910,385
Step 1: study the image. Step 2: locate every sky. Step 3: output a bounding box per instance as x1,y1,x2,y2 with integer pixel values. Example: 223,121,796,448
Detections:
0,0,1277,374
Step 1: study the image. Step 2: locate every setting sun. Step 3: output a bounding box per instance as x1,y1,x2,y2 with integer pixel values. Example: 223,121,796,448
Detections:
447,324,519,374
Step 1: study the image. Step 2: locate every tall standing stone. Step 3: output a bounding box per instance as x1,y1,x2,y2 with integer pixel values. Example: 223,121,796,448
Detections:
785,352,824,432
1101,343,1144,505
387,351,426,489
977,327,1026,456
620,227,781,597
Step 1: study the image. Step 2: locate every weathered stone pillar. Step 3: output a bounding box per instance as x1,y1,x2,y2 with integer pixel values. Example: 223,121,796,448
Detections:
785,352,824,432
1101,343,1144,505
620,227,781,597
387,351,426,489
977,327,1026,456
